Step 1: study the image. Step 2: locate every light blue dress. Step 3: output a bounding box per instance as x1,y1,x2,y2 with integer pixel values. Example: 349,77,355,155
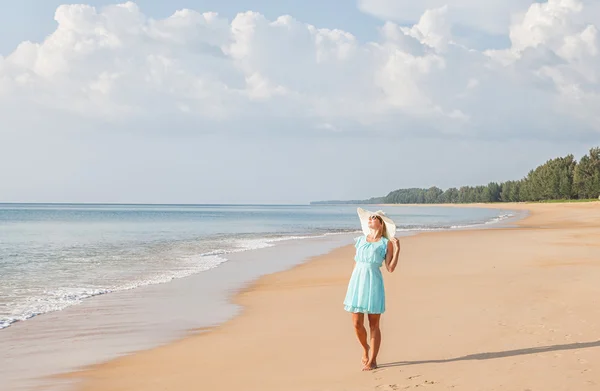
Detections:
343,235,388,314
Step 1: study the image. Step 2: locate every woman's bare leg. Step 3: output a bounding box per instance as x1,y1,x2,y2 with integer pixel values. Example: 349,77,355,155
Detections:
351,313,370,365
364,314,382,370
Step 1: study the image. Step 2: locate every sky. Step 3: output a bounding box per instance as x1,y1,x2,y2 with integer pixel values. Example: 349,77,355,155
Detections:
1,0,599,204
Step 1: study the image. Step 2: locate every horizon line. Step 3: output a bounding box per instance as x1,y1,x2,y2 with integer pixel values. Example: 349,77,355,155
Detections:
0,201,316,206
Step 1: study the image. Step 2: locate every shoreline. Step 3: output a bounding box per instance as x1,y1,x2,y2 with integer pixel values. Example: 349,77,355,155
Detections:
0,230,359,332
54,207,522,384
61,204,600,391
0,204,510,334
0,205,546,390
0,232,356,391
58,204,600,390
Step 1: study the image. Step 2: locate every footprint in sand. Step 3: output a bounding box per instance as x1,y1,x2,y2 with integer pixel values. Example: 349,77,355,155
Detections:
396,375,439,389
376,384,399,390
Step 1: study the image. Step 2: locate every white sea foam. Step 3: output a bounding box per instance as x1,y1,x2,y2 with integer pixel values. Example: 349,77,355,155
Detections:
449,212,515,229
1,256,229,330
2,287,112,329
485,213,515,224
0,210,517,330
0,232,347,330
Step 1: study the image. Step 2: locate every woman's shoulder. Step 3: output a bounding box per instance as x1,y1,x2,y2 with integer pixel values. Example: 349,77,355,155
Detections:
354,235,365,249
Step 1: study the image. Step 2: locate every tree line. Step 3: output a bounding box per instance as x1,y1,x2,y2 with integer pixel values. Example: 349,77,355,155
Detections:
382,147,600,204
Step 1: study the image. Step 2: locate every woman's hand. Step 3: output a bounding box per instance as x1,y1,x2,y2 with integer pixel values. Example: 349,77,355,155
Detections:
391,237,400,251
385,237,400,273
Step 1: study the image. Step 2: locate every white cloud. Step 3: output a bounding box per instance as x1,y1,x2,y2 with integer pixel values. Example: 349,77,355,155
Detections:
487,0,600,131
399,6,453,51
357,0,534,35
0,0,599,142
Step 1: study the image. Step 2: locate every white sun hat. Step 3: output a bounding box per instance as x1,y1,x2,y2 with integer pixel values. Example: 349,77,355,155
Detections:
357,207,397,240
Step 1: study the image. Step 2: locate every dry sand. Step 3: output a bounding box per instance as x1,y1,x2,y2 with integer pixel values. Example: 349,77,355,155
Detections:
67,202,600,391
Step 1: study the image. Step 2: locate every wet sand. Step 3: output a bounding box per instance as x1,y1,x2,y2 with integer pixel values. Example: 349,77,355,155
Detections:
1,234,354,391
68,202,600,391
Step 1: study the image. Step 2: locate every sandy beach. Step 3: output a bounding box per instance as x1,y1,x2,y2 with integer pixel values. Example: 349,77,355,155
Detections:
66,202,600,391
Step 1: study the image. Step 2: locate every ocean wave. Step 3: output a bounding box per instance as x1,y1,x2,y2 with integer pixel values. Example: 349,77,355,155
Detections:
1,287,112,329
449,212,515,229
0,231,354,330
393,212,516,231
0,255,229,330
484,213,515,224
0,212,515,330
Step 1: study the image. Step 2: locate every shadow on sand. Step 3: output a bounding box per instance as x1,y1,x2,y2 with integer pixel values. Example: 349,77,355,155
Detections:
379,340,600,368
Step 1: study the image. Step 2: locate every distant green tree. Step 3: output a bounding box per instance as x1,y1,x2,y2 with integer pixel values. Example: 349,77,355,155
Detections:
443,187,459,203
487,182,502,202
500,181,521,202
590,148,600,198
425,187,443,204
573,148,600,199
358,147,598,205
457,186,468,203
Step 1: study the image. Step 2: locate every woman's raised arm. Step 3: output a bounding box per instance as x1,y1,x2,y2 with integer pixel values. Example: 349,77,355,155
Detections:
385,237,401,273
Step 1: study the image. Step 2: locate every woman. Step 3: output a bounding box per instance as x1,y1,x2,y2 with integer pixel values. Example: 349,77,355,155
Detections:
343,207,400,371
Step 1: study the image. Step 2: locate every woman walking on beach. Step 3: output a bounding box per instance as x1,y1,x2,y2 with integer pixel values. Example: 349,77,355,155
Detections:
344,207,400,371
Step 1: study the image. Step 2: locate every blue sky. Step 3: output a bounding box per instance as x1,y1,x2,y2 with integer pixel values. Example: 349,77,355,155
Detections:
0,0,514,56
0,0,381,55
0,1,599,203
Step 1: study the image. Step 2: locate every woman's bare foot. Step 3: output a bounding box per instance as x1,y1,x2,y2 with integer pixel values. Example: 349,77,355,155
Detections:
362,346,370,366
362,360,377,371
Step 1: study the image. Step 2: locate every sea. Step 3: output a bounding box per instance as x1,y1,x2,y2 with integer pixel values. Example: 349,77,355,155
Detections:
0,203,520,390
